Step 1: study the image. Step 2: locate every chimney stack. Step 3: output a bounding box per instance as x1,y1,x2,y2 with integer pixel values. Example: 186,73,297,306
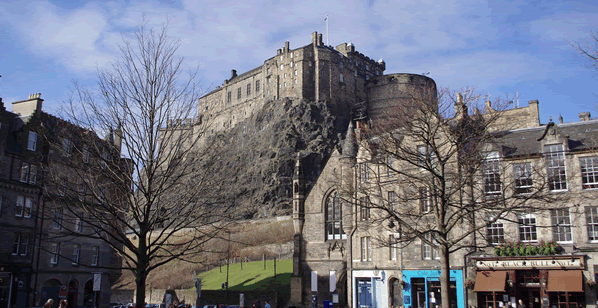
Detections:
231,69,237,79
579,112,591,121
12,93,43,116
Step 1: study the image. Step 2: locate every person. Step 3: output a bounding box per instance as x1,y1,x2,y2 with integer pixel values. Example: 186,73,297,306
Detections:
517,300,526,308
256,301,261,308
43,299,54,308
264,301,270,308
59,300,67,308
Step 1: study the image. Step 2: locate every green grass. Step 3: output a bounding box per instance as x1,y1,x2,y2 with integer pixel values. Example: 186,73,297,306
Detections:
198,259,292,292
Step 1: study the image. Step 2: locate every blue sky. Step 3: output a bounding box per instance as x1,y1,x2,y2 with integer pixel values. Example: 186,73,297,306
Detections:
1,0,597,124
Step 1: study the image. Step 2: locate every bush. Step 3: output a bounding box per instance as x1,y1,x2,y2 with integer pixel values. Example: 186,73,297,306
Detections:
494,241,561,256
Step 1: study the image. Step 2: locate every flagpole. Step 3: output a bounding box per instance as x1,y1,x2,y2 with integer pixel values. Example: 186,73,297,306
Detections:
326,15,329,46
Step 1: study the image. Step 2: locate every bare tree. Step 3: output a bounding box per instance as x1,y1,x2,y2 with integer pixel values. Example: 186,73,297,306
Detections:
344,85,560,308
41,22,240,308
571,30,598,69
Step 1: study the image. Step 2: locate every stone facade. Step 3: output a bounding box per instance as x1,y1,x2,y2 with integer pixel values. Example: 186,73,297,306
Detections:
291,94,598,308
0,94,124,308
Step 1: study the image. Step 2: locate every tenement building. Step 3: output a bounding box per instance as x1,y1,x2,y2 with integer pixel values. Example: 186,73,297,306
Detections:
0,94,124,308
290,90,598,308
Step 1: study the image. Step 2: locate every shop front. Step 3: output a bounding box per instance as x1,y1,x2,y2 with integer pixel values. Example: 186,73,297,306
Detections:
402,270,464,308
472,256,586,308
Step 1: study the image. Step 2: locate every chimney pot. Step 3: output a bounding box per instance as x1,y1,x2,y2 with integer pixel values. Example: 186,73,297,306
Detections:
579,111,591,121
231,69,237,79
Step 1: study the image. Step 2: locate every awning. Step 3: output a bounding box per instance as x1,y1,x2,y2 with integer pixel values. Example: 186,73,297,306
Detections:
473,271,507,292
547,270,583,292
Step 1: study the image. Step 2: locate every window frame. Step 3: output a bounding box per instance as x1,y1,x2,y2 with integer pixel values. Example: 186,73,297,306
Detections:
20,234,28,256
483,152,501,196
325,191,346,240
545,144,567,191
12,233,21,255
255,80,260,92
91,246,99,266
580,156,598,189
551,209,572,243
50,242,60,264
62,138,72,156
419,187,432,214
247,83,251,96
361,237,371,262
518,213,538,242
15,196,24,217
586,206,598,242
53,208,63,230
360,197,371,221
422,234,439,260
27,132,37,151
513,162,533,194
360,162,370,183
487,217,505,245
24,197,32,218
72,244,80,265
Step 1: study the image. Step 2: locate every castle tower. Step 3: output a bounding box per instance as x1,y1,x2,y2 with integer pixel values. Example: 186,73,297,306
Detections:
290,154,305,305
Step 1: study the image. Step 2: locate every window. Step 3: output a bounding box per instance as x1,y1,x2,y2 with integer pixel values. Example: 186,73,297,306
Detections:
340,74,344,82
360,162,370,183
27,132,37,151
20,234,28,256
483,152,501,195
83,145,90,163
15,196,24,217
280,55,283,61
24,197,32,218
290,52,293,58
280,64,284,70
487,218,505,245
294,79,297,84
267,68,271,75
290,62,293,68
91,246,99,266
72,244,80,265
354,69,357,77
361,237,371,261
419,187,432,213
227,92,232,103
388,191,396,211
518,213,538,242
545,144,567,191
101,151,109,169
360,197,370,221
54,209,63,229
387,155,394,178
422,234,439,260
339,61,344,70
586,207,598,242
12,233,21,255
366,64,370,71
62,138,71,156
255,80,260,92
389,234,398,261
294,70,298,76
326,192,345,240
59,178,66,196
237,88,241,99
309,61,312,67
0,194,3,215
20,163,37,184
580,156,598,189
551,209,572,242
284,82,287,87
247,84,251,96
284,73,287,78
417,145,436,169
514,162,533,194
50,243,60,264
98,186,106,204
79,182,87,201
74,217,82,233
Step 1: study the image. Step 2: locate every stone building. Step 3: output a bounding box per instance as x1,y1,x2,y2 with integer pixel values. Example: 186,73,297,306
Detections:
290,93,598,308
0,94,124,308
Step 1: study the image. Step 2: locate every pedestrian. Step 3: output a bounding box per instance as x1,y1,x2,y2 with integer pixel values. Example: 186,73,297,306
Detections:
59,300,67,308
264,301,270,308
43,299,54,308
517,300,526,308
256,301,261,308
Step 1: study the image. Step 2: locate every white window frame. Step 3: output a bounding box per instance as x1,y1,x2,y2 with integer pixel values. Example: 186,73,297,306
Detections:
360,197,370,221
419,187,432,213
389,234,398,261
27,132,37,151
545,144,567,191
50,243,60,264
92,246,99,266
360,162,370,183
73,244,80,265
24,197,32,218
514,162,533,194
29,165,37,185
483,151,501,196
74,217,83,233
422,234,439,260
388,191,396,211
15,196,24,217
361,237,371,261
551,209,572,243
586,207,598,242
580,156,598,189
487,218,505,245
518,213,538,242
20,163,29,183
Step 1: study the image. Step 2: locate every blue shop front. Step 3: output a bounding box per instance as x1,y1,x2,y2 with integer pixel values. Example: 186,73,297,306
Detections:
402,270,464,308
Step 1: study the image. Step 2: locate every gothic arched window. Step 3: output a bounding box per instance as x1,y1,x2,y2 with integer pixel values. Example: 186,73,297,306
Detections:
326,191,346,240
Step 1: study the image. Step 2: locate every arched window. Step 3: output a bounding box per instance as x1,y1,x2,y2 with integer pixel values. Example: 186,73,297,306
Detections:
326,191,346,240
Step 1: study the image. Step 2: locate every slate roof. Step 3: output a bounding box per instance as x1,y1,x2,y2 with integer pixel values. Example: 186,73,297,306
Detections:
495,119,598,158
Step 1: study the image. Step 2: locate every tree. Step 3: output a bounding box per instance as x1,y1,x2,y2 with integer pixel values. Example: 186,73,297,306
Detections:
571,30,598,69
345,85,560,308
44,22,239,308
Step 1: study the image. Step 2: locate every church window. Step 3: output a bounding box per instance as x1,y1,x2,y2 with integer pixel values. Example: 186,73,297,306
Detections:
256,80,260,92
326,191,345,240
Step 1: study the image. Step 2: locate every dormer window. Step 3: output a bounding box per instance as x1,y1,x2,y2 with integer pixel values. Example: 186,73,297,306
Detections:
27,132,37,151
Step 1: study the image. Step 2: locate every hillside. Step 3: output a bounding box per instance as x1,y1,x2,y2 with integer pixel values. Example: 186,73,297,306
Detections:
207,98,352,217
114,218,295,290
199,259,292,291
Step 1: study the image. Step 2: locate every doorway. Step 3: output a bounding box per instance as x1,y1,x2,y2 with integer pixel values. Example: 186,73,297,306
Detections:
357,279,372,308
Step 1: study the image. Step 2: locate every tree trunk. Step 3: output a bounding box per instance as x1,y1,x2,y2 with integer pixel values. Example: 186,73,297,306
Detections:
440,245,451,308
136,233,148,308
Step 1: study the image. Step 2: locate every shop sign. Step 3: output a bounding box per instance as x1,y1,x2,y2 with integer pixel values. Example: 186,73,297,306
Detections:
475,257,583,270
59,284,67,298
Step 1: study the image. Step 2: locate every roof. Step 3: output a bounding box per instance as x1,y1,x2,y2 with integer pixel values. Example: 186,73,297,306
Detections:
496,119,598,157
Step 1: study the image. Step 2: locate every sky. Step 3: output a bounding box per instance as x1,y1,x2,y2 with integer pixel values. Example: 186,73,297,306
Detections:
1,0,597,125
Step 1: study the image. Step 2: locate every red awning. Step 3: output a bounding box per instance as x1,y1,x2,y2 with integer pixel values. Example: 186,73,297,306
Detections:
547,270,583,292
473,271,507,292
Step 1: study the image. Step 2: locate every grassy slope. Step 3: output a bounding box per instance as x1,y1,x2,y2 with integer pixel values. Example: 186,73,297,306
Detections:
199,259,292,292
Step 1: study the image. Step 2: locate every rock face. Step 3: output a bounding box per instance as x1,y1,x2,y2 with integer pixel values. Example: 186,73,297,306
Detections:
208,98,350,218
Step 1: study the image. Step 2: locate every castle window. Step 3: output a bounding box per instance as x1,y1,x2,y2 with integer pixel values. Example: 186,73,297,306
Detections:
340,74,344,83
237,88,241,99
290,52,293,58
290,62,293,67
247,84,251,96
326,191,345,240
339,61,343,70
256,80,260,92
267,68,271,75
280,55,283,61
294,79,297,84
227,92,232,103
354,70,357,77
284,82,287,87
294,70,298,76
280,65,284,71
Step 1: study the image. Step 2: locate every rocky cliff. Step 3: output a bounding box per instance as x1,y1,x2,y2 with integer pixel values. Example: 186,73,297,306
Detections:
207,98,351,217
